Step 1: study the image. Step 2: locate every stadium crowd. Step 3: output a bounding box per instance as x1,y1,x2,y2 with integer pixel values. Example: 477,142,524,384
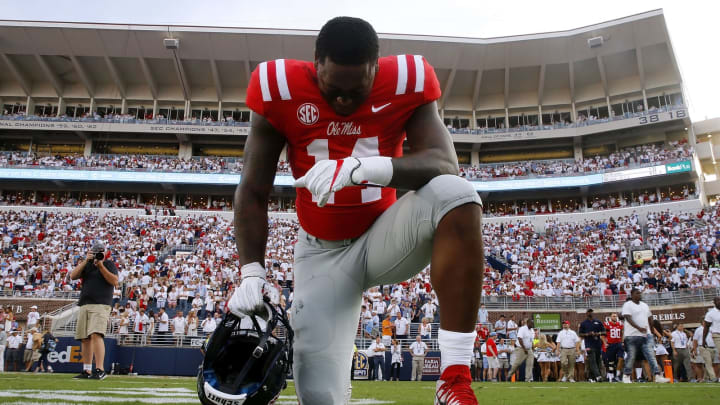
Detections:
1,204,719,309
460,141,692,180
0,152,291,175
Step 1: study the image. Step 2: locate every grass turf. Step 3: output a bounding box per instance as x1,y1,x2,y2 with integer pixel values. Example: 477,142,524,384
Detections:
0,373,719,404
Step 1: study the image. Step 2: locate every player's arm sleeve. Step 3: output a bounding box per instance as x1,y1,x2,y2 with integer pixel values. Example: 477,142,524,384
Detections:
246,64,284,133
420,56,442,104
246,67,267,117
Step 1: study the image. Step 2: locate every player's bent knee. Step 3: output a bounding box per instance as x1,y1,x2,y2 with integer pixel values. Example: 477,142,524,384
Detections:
296,388,341,405
417,174,481,227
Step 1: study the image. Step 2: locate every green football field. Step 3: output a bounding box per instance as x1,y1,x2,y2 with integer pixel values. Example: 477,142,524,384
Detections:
0,373,719,404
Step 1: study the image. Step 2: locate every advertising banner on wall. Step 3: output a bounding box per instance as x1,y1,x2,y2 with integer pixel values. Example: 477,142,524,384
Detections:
533,313,562,330
665,160,692,174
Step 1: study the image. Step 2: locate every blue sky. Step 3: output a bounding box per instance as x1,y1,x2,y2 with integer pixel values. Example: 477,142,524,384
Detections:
2,0,716,121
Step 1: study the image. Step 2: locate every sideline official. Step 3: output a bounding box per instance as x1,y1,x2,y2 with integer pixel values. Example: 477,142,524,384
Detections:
69,242,118,380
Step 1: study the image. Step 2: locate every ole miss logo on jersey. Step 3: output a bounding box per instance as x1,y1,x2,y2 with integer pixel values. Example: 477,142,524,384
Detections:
246,55,441,240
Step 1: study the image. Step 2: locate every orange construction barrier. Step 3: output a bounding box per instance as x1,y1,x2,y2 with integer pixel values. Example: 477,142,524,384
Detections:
663,359,674,383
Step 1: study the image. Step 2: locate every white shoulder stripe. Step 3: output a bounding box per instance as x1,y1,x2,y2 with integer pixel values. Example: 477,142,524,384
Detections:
414,55,424,93
395,54,408,95
259,61,272,102
275,59,292,100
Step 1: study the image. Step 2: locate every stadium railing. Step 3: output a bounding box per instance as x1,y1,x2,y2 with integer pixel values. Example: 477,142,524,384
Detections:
479,287,720,310
1,104,685,135
0,114,251,127
43,287,718,350
0,290,80,299
447,104,686,135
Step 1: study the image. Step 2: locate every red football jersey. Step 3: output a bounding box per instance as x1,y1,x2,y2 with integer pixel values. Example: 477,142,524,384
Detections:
605,321,623,344
246,55,441,240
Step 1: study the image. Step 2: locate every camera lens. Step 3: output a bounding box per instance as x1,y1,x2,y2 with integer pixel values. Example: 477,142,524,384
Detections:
95,252,105,261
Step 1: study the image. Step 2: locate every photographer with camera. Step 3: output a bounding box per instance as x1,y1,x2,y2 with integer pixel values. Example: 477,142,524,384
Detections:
69,242,118,380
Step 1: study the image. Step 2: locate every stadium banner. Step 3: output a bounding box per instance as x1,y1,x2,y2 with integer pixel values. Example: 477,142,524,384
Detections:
665,160,692,174
0,120,249,136
43,337,204,376
45,337,118,373
602,164,666,183
485,304,713,329
422,356,441,376
354,352,370,379
453,109,687,144
533,313,561,330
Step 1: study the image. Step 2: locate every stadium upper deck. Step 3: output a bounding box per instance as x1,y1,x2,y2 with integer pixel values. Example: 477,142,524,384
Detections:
0,10,688,135
0,9,703,203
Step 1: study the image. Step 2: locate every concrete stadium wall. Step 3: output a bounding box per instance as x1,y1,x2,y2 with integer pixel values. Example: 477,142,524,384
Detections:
0,205,296,221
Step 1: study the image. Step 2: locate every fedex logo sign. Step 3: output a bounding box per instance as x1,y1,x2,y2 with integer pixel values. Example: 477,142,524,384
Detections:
47,345,83,363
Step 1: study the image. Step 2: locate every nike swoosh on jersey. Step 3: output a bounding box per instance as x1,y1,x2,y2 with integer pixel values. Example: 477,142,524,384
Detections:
371,103,391,113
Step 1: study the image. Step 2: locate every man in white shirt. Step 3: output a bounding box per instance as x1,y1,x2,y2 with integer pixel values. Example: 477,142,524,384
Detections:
496,339,511,381
506,315,518,339
133,308,150,344
367,336,386,381
409,335,428,381
702,297,720,358
555,320,581,382
156,308,169,341
394,315,410,340
508,318,535,382
477,304,489,326
670,324,694,382
494,315,507,340
6,330,22,371
172,312,187,345
26,306,40,330
620,288,670,383
692,324,717,381
421,300,437,322
201,317,217,334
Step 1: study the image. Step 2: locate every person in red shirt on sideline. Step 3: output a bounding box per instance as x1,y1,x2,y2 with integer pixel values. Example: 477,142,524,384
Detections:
485,332,500,381
228,17,483,405
604,312,625,382
476,323,489,342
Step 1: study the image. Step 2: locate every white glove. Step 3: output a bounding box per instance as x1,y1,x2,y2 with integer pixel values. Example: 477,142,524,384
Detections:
228,262,279,316
294,156,393,207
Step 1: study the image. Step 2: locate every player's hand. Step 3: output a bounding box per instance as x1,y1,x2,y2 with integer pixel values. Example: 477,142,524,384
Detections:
638,327,647,334
228,262,279,316
293,158,360,207
294,156,393,207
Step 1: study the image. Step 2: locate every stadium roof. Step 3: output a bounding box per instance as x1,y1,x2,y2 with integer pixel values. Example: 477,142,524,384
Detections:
0,9,682,112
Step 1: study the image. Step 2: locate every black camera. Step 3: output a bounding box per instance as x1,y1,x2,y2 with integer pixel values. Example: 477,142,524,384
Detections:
94,252,105,261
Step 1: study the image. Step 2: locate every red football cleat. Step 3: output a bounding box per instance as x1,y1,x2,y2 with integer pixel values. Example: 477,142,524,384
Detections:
435,365,478,405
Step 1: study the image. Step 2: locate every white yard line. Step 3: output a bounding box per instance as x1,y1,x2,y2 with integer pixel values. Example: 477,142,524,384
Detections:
3,389,195,397
0,392,198,404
